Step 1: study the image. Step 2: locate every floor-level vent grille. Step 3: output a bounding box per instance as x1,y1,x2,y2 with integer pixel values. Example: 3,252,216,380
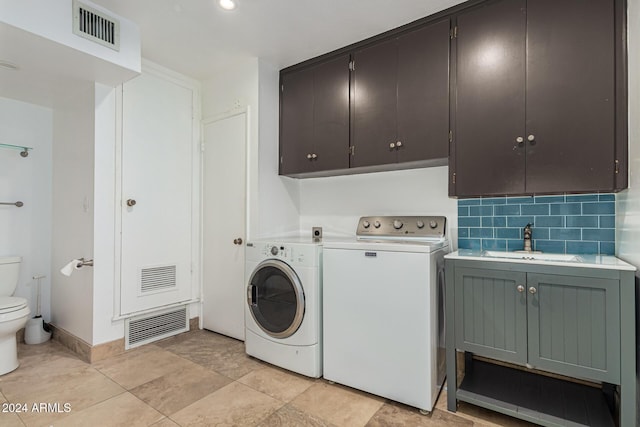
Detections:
72,0,120,51
125,306,188,349
140,265,176,293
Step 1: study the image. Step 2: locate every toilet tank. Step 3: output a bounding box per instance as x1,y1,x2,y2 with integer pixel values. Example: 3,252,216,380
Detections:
0,257,21,296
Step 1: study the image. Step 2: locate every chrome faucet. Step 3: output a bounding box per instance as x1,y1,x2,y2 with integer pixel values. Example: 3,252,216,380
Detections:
523,223,533,252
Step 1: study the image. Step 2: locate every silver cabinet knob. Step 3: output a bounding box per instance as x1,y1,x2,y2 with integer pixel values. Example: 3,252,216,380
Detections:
126,199,136,207
307,154,312,160
516,136,524,144
311,153,317,159
528,286,537,294
396,141,403,148
527,134,535,142
517,285,525,293
389,142,396,149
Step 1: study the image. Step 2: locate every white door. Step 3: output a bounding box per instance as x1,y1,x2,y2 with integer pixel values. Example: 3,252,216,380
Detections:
120,70,194,315
202,112,247,340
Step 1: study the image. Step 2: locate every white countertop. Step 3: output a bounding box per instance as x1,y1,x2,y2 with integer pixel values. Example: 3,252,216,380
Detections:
446,249,637,271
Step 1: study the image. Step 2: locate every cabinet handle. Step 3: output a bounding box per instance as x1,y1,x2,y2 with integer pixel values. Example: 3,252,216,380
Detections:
515,136,524,144
527,134,536,144
311,153,317,159
389,142,395,149
306,154,312,160
517,285,525,293
126,199,137,207
396,141,403,148
528,286,537,294
233,238,243,245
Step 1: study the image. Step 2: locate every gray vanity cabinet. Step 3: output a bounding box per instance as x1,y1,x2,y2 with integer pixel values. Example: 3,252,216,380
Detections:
455,267,620,383
446,259,635,426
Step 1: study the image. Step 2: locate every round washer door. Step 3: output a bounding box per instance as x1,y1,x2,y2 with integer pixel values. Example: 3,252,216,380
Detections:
247,259,305,339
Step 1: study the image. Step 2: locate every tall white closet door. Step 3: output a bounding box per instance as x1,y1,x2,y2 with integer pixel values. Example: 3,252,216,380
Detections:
120,70,194,315
202,113,246,340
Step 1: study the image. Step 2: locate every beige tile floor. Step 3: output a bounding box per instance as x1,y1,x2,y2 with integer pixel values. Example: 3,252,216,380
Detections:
0,330,534,426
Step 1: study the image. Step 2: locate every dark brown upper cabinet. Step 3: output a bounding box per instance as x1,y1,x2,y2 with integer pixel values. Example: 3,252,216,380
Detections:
351,19,450,169
279,54,350,176
450,0,626,197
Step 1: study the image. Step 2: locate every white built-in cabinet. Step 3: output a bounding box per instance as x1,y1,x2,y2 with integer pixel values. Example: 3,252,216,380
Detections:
117,61,200,316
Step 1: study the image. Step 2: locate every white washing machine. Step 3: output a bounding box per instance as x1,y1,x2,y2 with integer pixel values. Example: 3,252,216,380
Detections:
244,237,322,378
323,216,449,413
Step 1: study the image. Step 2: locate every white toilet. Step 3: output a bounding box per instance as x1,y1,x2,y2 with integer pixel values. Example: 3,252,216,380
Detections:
0,257,30,375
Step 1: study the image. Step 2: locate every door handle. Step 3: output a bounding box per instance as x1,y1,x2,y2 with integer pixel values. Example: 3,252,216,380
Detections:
126,199,136,207
233,238,243,245
247,285,257,306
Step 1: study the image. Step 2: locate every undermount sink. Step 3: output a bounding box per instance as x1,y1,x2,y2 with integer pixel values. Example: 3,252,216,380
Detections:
482,251,583,263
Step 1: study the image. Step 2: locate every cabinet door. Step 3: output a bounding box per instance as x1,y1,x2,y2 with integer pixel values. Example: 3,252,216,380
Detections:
527,273,620,383
525,0,615,193
280,56,349,175
453,0,526,196
454,267,527,364
397,19,450,164
351,38,397,168
312,54,350,172
279,68,314,175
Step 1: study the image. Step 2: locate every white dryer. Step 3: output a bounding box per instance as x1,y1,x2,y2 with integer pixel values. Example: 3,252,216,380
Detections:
245,238,322,378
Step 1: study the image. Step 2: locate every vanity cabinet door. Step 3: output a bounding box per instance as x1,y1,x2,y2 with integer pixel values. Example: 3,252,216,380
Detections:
454,267,528,364
527,273,620,383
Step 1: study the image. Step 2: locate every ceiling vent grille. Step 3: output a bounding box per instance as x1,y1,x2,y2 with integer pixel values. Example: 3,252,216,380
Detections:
125,306,189,349
72,0,120,51
140,265,177,294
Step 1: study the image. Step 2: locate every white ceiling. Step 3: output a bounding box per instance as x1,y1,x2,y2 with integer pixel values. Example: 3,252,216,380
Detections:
91,0,466,80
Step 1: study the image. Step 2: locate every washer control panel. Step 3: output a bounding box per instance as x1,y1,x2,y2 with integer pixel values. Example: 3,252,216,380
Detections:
357,216,446,240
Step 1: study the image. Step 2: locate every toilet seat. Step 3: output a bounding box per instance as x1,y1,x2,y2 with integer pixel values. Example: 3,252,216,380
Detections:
0,297,28,314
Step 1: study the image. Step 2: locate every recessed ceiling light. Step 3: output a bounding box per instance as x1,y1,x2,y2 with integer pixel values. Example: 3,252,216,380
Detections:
219,0,236,10
0,60,19,71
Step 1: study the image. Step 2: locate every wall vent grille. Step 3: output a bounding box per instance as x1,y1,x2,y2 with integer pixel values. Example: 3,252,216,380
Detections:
140,265,176,293
72,0,120,51
125,306,188,349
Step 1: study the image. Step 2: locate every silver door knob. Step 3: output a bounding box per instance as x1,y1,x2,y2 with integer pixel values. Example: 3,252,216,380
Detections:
527,134,535,142
528,286,537,294
517,285,525,293
389,142,396,149
233,238,243,245
396,141,403,148
126,199,136,207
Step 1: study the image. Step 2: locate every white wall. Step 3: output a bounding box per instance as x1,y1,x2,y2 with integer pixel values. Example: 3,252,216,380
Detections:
51,83,95,344
0,97,52,320
616,0,640,269
201,58,300,240
299,166,458,245
0,0,140,73
92,83,122,344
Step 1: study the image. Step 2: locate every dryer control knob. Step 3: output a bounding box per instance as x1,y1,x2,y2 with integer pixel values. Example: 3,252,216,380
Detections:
393,220,403,230
416,220,425,229
270,246,279,256
374,220,381,228
429,220,438,229
362,220,370,229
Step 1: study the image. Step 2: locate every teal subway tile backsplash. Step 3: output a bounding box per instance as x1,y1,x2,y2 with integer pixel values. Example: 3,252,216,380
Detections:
457,194,615,255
